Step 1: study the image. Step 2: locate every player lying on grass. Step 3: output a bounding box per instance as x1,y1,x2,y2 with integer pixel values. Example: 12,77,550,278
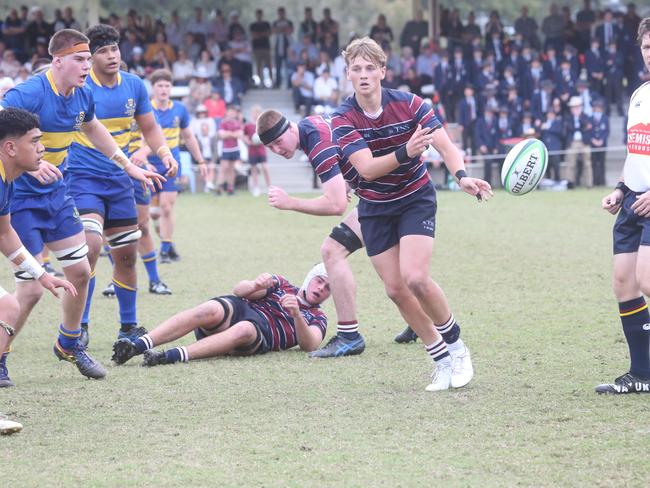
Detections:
111,264,330,366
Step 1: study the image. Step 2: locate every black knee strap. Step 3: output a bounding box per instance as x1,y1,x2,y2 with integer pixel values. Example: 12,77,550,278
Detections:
233,325,262,354
329,222,363,254
202,296,232,332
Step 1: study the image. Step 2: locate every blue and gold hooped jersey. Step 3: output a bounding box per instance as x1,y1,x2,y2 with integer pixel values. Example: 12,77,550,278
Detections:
0,159,13,216
127,119,143,156
147,100,190,167
67,70,151,176
0,70,95,198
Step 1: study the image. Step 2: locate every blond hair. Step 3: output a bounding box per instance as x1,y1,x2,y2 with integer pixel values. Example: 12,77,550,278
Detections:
341,37,386,68
638,17,650,44
256,109,284,135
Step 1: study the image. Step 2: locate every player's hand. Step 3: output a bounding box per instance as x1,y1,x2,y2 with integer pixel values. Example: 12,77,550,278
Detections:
280,293,300,317
602,189,623,215
632,191,650,217
130,149,149,168
124,163,166,191
268,186,292,210
459,177,493,202
254,273,275,290
37,273,77,299
162,154,179,178
405,124,434,158
198,162,208,180
28,161,63,185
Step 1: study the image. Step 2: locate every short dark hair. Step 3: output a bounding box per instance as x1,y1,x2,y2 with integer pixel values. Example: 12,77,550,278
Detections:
638,17,650,44
0,108,40,141
86,24,120,54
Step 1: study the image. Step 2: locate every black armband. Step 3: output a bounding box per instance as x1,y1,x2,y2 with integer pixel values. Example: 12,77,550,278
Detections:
395,145,410,164
615,181,628,193
455,169,468,182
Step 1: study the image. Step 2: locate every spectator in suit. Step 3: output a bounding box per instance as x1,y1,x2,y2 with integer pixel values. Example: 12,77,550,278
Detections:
595,10,622,56
496,106,520,153
469,48,484,86
563,45,581,80
520,112,537,137
462,11,482,47
542,3,566,51
540,108,564,181
589,99,609,186
520,58,545,103
564,96,593,188
457,84,479,153
441,8,464,52
475,106,500,185
514,7,540,51
531,79,556,125
214,63,245,106
604,40,625,115
400,10,429,57
505,86,523,115
542,46,560,79
555,59,576,105
434,51,453,112
575,79,595,117
585,37,605,93
272,7,293,89
477,62,497,95
499,65,518,101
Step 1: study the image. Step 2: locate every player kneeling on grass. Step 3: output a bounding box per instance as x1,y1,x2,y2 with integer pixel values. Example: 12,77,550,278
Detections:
111,264,330,366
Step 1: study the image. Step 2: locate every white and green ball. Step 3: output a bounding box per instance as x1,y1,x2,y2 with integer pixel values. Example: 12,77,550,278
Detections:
501,138,548,195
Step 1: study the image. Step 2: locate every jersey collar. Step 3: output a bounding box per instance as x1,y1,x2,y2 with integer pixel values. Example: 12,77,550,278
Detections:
45,69,75,97
89,68,122,87
151,99,173,111
0,158,5,183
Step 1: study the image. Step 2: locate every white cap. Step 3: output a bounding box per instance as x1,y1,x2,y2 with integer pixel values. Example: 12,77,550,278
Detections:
301,263,328,291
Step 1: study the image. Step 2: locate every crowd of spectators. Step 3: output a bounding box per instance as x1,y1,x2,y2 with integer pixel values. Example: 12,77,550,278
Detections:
1,3,649,189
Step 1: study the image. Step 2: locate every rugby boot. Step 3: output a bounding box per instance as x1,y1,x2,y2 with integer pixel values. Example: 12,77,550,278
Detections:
78,324,89,348
168,245,181,262
117,325,148,342
308,333,365,358
450,344,474,388
394,326,418,343
159,252,171,264
149,281,172,295
595,372,650,394
102,282,116,297
0,415,22,435
53,340,106,380
142,349,168,367
425,359,453,392
111,338,139,365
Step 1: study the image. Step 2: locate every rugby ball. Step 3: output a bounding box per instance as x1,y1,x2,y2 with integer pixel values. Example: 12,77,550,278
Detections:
501,138,548,195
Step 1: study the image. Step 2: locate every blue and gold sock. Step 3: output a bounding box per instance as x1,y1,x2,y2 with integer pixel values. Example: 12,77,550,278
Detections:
141,251,160,284
161,241,172,254
81,272,96,326
57,324,80,350
619,297,650,379
113,278,137,327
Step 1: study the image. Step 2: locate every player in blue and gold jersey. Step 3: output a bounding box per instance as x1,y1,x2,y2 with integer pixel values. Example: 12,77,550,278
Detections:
66,25,176,346
0,108,77,391
0,29,163,380
144,69,206,263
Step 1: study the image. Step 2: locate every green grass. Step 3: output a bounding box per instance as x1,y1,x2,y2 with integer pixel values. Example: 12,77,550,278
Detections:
2,190,649,487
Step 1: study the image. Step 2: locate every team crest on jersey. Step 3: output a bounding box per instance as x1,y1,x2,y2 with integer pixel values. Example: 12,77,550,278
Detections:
73,112,85,130
173,116,180,128
125,98,136,117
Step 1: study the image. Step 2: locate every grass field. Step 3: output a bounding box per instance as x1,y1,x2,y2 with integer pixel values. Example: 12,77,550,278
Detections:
1,189,649,487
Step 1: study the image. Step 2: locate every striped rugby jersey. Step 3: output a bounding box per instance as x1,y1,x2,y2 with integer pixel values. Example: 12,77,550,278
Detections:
67,70,151,175
147,100,190,168
298,115,360,189
0,70,95,198
0,159,12,216
247,275,327,351
331,88,441,202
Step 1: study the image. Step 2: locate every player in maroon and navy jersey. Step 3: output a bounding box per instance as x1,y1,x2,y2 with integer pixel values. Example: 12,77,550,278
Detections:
331,37,492,391
243,105,271,196
111,264,330,366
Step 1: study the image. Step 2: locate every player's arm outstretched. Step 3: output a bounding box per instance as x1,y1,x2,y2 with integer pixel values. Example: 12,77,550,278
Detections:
0,215,76,298
136,112,179,177
429,125,493,201
80,117,165,190
279,293,323,352
233,273,276,300
268,173,348,216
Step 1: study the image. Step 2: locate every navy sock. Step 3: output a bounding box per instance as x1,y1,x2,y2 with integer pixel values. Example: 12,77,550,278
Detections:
141,251,160,283
81,273,96,325
113,279,137,326
435,315,461,344
337,320,360,339
165,346,188,364
134,334,153,354
619,297,650,379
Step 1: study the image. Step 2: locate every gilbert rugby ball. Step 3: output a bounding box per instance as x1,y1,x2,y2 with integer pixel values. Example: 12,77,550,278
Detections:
501,138,548,195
